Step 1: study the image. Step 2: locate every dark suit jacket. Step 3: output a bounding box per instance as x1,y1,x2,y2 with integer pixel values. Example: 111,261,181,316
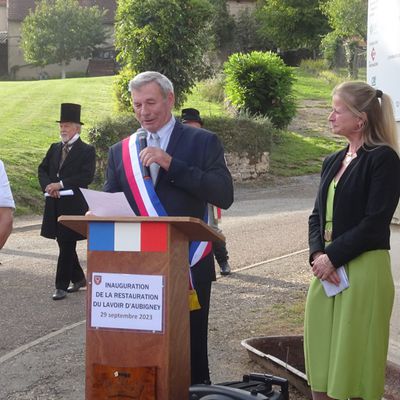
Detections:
104,120,234,284
38,137,96,241
309,144,400,268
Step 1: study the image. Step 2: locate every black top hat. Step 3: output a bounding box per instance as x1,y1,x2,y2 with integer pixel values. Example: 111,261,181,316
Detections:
181,108,203,126
56,103,84,125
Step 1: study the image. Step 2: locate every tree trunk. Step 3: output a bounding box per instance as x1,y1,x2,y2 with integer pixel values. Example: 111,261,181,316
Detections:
352,51,359,80
61,61,66,79
345,40,359,79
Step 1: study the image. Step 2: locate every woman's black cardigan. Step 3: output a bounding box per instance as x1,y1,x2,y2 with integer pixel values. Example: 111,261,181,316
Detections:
309,144,400,268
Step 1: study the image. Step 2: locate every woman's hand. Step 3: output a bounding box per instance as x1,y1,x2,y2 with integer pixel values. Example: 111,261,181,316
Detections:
311,254,341,285
311,251,324,262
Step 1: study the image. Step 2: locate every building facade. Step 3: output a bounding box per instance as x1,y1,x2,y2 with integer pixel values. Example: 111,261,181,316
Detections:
0,0,258,80
1,0,116,79
227,0,256,17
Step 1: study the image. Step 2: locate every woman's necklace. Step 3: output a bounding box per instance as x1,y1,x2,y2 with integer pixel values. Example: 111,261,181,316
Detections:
343,151,357,166
343,144,362,166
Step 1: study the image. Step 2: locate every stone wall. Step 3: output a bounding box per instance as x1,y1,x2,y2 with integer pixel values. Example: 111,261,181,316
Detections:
226,152,269,182
0,5,6,31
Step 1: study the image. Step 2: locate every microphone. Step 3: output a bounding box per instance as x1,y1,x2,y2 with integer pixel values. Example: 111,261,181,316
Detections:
137,128,151,179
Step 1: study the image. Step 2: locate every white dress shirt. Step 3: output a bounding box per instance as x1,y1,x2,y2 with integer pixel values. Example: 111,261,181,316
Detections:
0,160,15,209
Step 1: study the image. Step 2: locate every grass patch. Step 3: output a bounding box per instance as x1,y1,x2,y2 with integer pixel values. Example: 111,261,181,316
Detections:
293,67,367,102
180,81,228,117
0,76,115,214
292,69,334,102
1,69,346,214
250,299,306,335
270,131,344,176
269,300,306,331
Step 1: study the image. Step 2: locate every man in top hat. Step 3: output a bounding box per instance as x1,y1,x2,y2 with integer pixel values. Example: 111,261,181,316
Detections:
181,108,232,276
38,103,96,300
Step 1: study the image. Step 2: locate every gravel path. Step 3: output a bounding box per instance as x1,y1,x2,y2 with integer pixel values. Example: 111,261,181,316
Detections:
208,250,311,398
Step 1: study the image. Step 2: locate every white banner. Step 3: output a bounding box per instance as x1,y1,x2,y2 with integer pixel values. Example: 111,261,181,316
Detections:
91,272,164,332
367,0,400,120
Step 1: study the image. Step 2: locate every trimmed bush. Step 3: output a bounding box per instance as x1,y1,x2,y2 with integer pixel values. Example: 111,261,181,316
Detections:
201,113,274,156
88,114,139,184
88,113,275,184
113,66,136,113
224,51,296,129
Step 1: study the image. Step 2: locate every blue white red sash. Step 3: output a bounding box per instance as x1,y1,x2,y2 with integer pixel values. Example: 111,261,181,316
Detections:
122,133,212,267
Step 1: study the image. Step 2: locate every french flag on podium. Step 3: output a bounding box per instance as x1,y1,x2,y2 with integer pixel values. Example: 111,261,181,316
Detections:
88,222,168,252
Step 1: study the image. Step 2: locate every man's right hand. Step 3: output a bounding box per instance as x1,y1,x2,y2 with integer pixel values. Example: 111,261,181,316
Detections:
140,147,172,171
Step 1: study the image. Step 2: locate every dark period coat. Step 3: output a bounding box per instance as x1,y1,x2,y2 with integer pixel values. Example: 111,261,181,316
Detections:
309,144,400,268
38,138,96,242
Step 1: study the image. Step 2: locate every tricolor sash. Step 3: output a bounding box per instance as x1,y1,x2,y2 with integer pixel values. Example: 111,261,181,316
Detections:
122,133,212,308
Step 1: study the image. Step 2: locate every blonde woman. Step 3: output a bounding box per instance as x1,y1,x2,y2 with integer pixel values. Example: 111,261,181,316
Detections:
305,81,400,400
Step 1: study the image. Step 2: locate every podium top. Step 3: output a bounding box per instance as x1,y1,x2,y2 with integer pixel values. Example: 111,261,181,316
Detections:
58,215,224,242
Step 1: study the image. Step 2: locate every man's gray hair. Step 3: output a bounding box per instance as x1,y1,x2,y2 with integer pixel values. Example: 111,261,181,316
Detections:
128,71,174,98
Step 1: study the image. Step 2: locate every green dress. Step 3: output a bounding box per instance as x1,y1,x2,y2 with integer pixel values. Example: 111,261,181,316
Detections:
304,180,395,400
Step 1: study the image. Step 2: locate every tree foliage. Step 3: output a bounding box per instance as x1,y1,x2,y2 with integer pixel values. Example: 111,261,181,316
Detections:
208,0,236,54
115,0,214,107
256,0,329,53
235,8,273,53
320,0,367,77
21,0,108,78
321,0,367,40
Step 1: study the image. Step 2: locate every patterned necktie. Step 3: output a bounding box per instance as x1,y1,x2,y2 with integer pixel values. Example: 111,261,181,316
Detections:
149,133,161,185
59,143,70,168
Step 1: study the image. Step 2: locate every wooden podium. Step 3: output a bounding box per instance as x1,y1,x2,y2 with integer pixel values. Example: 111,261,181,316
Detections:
59,215,223,400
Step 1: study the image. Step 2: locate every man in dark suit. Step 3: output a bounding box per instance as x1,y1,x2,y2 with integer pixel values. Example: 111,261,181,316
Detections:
104,71,233,384
38,103,96,300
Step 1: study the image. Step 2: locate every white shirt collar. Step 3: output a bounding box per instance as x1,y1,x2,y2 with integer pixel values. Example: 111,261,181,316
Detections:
146,116,175,151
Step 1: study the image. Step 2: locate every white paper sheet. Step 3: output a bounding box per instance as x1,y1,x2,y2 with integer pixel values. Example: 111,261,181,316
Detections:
321,266,350,297
80,188,136,217
44,189,74,197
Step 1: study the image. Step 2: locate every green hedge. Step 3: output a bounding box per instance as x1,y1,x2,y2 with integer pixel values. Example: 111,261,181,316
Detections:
224,51,296,129
88,113,275,185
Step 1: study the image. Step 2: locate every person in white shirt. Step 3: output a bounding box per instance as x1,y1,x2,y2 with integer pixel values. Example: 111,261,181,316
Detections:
0,160,15,249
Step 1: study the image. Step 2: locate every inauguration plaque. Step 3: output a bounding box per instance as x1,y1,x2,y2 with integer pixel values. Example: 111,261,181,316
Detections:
90,272,164,332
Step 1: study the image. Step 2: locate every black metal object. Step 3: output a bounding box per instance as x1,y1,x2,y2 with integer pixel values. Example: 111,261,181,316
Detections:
189,384,268,399
189,373,289,400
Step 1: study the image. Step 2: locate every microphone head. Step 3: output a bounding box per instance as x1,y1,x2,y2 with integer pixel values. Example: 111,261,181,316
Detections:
137,128,147,139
